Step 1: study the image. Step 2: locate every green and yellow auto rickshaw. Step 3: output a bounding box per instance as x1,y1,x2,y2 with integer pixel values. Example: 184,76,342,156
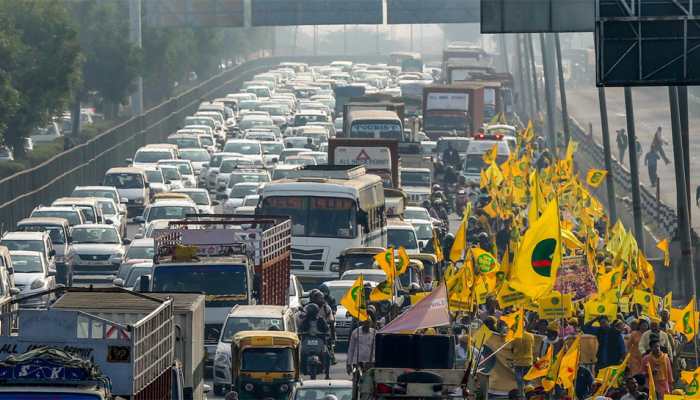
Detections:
231,331,300,400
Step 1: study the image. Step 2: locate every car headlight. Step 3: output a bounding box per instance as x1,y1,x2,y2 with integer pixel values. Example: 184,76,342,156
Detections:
215,352,230,365
330,262,340,272
279,384,290,392
30,279,46,290
244,383,254,392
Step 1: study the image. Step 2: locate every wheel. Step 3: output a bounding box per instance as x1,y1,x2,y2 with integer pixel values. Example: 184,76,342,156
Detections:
213,384,225,397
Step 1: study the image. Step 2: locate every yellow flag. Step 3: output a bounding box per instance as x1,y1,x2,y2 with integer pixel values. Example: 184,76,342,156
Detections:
542,346,565,392
450,203,471,263
538,291,573,320
671,297,699,341
374,248,396,283
638,252,656,290
509,200,562,300
473,247,499,274
647,362,657,400
680,367,700,396
522,120,534,143
524,344,553,380
586,169,607,188
432,229,444,262
656,238,670,267
561,228,584,250
483,143,498,165
340,275,367,321
472,324,493,348
595,354,630,395
396,246,410,275
369,279,393,302
500,308,524,341
633,289,654,314
584,298,618,323
558,336,581,390
663,292,673,313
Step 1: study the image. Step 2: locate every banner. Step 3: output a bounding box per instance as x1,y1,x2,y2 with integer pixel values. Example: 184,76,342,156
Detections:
380,282,450,333
555,255,597,301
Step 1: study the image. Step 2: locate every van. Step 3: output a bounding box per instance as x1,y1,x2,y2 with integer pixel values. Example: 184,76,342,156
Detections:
103,167,151,218
0,231,55,277
461,135,510,185
16,217,74,286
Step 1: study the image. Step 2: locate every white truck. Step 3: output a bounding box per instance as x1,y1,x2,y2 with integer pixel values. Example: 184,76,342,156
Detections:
0,289,184,399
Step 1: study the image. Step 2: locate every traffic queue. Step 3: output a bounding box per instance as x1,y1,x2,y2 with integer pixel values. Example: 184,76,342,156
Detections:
0,55,694,400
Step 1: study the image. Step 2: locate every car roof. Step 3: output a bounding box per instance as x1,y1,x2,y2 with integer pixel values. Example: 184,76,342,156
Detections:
72,224,116,230
130,238,154,247
17,217,70,226
297,379,353,389
9,250,44,258
228,305,289,317
2,231,47,240
74,186,117,192
341,269,385,276
322,280,378,287
149,200,196,207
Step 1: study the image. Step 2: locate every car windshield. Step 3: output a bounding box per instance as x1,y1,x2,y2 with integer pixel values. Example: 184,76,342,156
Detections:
388,229,418,250
72,189,118,203
228,174,268,187
17,225,66,244
146,206,197,222
104,173,144,189
181,191,209,205
437,140,470,153
152,264,248,296
98,201,117,215
260,196,357,238
180,150,211,162
72,206,96,223
199,136,214,147
413,223,433,240
185,117,214,128
405,208,430,221
2,240,44,254
464,154,508,174
230,185,258,199
220,317,283,343
223,142,261,155
126,245,155,260
220,159,244,173
71,227,119,244
294,388,353,400
400,171,431,187
145,170,164,184
241,348,294,372
11,254,44,273
31,210,80,226
160,167,181,181
324,285,353,304
169,137,199,148
261,142,284,155
134,150,172,163
162,163,193,175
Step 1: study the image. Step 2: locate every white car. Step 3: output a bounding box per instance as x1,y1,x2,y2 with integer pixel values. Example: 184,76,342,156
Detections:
222,140,264,166
173,188,216,214
129,146,176,169
157,160,197,188
9,250,56,307
222,183,262,211
406,219,434,252
319,280,377,343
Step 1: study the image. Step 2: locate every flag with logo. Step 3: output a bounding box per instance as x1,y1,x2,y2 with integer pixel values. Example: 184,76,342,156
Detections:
663,292,673,313
396,246,410,275
374,248,396,283
370,279,394,302
584,298,618,323
450,203,472,263
340,275,368,321
500,308,524,341
538,291,573,320
524,344,553,381
633,289,654,315
558,336,581,390
472,324,493,348
473,247,499,274
595,354,630,395
671,297,699,341
586,169,607,188
483,143,498,165
680,367,700,396
509,199,562,300
656,238,671,267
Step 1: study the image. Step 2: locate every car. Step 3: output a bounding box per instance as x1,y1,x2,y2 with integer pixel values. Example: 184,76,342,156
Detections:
339,269,386,284
158,165,185,190
15,217,74,286
202,152,244,189
30,206,85,227
142,167,170,194
399,167,432,206
271,164,302,180
158,160,197,188
214,158,261,193
222,140,264,166
178,148,211,175
1,231,56,277
120,238,155,269
95,197,127,239
291,379,354,400
51,197,105,225
284,155,317,166
213,305,297,396
260,141,285,166
69,224,129,285
167,133,203,150
302,151,328,165
404,206,431,222
172,188,217,214
128,146,177,169
387,220,420,255
135,200,198,231
279,148,312,163
318,280,377,343
71,186,127,216
406,219,434,251
113,261,152,290
9,251,56,307
221,182,262,211
218,169,270,198
289,274,304,310
103,167,151,218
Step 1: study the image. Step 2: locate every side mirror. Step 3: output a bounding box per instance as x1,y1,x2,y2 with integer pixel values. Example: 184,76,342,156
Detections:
165,180,172,185
139,275,151,292
7,267,14,275
105,219,113,225
202,163,209,168
120,197,129,204
110,255,123,265
47,269,56,277
113,278,125,287
144,182,150,189
133,216,145,224
9,287,20,296
122,238,132,245
125,158,133,164
134,233,144,239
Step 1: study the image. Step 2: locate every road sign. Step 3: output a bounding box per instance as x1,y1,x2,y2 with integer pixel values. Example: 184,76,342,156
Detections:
251,0,382,26
144,0,244,27
386,0,480,24
597,0,700,86
480,0,593,33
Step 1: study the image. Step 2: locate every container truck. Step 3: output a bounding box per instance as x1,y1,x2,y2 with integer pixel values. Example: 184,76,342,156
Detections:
421,84,485,140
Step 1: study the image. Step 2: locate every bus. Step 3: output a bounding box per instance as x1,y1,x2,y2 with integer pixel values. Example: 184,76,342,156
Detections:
256,165,386,285
345,110,404,141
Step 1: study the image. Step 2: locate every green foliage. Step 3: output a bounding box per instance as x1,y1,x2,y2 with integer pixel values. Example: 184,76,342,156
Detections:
0,0,81,159
0,160,27,179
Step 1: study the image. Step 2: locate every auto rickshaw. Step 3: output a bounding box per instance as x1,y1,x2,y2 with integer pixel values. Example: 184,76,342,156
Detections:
231,331,300,400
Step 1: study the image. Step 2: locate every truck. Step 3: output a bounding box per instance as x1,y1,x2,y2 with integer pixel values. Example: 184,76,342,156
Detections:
356,333,467,399
144,216,291,369
333,85,366,117
342,96,406,137
421,83,485,140
443,63,494,84
0,289,182,399
328,138,400,188
464,72,515,119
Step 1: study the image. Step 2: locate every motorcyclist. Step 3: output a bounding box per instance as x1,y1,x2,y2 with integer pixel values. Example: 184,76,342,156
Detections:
431,184,447,205
443,165,459,188
309,289,336,364
442,143,461,169
298,303,331,379
441,233,455,262
319,285,338,313
422,200,439,219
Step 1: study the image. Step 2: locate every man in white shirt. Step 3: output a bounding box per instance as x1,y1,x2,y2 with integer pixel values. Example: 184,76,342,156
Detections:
346,318,376,375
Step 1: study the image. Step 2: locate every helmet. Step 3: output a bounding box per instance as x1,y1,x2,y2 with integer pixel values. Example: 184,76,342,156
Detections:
309,289,324,304
432,184,441,192
318,285,330,296
478,232,490,241
444,232,455,241
468,216,479,225
304,302,320,317
409,282,421,291
324,396,338,400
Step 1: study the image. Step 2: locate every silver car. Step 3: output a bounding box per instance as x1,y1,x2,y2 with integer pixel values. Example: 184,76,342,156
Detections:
9,251,56,307
69,224,129,286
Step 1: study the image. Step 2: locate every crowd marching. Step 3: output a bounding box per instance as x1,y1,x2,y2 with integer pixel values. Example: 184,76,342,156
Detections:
338,120,697,400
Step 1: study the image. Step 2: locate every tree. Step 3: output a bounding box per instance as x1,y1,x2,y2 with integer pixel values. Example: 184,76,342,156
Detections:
0,28,21,142
0,0,81,158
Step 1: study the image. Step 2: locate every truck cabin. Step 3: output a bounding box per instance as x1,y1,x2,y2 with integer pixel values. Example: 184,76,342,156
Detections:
346,110,403,142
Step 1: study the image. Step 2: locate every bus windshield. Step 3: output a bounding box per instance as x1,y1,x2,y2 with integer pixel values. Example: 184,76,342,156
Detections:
350,121,402,140
260,196,357,238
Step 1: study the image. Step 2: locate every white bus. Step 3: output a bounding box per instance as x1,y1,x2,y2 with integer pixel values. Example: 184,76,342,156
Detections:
257,166,386,284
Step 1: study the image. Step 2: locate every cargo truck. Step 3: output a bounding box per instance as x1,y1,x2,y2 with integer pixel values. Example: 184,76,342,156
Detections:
328,138,400,188
341,97,406,137
421,84,484,140
0,289,183,399
144,216,291,370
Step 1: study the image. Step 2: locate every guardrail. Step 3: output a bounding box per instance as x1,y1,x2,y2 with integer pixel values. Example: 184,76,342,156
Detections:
0,55,386,231
568,117,679,238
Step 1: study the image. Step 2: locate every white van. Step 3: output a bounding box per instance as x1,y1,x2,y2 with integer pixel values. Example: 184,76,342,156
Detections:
461,135,511,185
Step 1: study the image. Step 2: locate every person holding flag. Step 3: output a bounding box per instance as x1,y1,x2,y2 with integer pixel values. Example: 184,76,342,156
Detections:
642,339,673,398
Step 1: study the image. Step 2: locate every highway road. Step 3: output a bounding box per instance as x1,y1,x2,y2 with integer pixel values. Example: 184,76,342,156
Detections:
566,85,700,231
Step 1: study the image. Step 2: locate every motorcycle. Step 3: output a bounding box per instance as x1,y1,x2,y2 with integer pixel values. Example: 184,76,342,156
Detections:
300,334,330,380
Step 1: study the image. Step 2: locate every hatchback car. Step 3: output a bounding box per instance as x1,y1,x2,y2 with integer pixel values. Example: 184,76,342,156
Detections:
9,250,56,307
69,224,129,285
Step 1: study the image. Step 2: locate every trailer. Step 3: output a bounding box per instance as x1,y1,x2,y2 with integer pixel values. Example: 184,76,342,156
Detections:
0,290,177,399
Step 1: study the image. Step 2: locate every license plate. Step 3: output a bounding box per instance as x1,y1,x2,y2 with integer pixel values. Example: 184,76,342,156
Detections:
307,339,319,345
